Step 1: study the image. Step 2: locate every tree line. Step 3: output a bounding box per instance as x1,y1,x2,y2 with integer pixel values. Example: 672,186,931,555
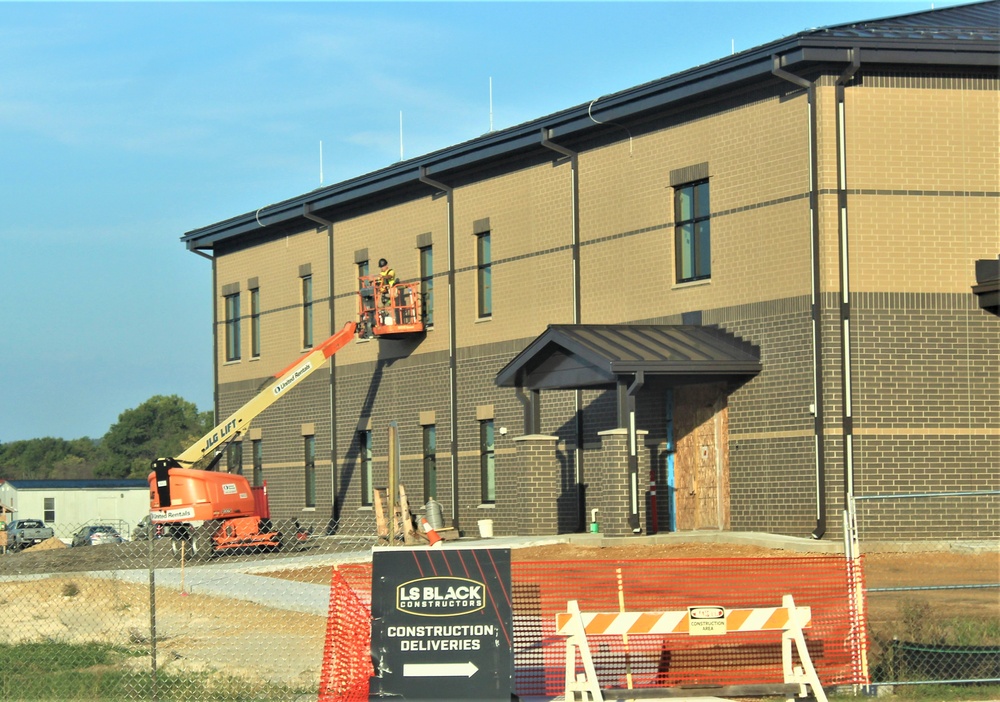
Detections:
0,395,213,481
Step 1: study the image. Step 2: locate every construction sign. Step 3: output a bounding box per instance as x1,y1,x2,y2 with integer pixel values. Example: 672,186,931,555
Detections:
370,547,513,701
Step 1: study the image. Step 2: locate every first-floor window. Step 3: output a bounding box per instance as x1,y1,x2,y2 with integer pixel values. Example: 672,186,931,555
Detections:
43,497,55,523
304,435,316,508
423,425,437,504
480,419,495,504
252,439,263,487
227,441,243,475
359,430,373,506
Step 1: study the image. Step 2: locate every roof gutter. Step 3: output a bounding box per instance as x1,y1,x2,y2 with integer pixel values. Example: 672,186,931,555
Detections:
771,55,827,541
182,32,996,252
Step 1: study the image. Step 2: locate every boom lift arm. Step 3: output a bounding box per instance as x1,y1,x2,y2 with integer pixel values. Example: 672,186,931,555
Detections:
149,321,356,536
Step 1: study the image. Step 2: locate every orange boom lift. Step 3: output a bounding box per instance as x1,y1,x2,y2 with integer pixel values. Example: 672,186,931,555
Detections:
148,322,357,559
149,276,423,560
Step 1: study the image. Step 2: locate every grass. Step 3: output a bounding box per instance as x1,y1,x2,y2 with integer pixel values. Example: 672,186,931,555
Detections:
0,641,312,701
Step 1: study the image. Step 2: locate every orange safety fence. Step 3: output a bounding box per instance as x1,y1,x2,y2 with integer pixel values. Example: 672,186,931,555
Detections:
318,556,868,700
317,565,375,702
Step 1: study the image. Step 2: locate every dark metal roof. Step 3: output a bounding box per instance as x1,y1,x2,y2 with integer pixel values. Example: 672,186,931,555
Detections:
183,2,999,252
495,325,761,390
814,0,999,39
2,479,148,490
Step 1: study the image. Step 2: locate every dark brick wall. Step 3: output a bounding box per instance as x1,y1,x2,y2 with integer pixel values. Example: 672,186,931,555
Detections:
848,293,1000,540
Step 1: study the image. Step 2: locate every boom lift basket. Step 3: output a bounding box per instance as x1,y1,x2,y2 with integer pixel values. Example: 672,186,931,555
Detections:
358,275,424,339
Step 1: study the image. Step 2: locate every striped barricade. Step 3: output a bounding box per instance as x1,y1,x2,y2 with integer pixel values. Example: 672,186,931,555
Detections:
555,594,827,702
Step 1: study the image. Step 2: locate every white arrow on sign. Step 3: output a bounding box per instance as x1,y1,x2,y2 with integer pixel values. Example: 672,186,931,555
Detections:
403,662,478,678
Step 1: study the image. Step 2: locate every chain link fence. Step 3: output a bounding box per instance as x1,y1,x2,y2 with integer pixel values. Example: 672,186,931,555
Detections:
853,491,1000,689
0,513,380,702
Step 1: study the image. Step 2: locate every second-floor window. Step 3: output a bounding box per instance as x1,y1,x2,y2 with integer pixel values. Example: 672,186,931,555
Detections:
420,245,434,326
674,179,711,283
476,231,492,318
225,292,241,361
301,275,313,348
250,287,261,358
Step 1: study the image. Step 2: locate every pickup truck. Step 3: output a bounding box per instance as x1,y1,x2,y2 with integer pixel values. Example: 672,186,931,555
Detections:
8,519,56,551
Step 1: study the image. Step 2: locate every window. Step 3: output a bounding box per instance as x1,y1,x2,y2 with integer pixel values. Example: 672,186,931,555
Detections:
674,180,711,283
480,419,495,504
476,231,492,318
251,439,263,487
357,260,369,287
359,430,373,506
43,497,55,523
304,435,316,508
423,425,437,504
301,275,313,348
227,441,243,475
225,292,241,361
250,287,261,358
419,245,434,326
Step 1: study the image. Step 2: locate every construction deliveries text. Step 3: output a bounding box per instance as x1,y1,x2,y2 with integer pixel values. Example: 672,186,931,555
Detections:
386,625,496,638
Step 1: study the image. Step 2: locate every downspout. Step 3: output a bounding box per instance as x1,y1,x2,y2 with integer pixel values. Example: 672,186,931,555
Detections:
771,56,827,539
418,167,460,532
540,127,586,530
304,205,340,522
835,51,862,509
626,370,645,533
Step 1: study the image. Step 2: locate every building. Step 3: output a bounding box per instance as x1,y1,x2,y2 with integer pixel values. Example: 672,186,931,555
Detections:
0,479,150,541
180,2,999,542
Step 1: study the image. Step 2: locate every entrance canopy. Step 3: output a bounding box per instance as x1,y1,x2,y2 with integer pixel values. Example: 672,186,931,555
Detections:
495,324,761,391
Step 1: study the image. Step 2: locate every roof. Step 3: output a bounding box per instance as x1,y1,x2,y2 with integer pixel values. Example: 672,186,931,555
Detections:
182,2,1000,252
495,325,761,390
1,479,148,490
812,1,999,39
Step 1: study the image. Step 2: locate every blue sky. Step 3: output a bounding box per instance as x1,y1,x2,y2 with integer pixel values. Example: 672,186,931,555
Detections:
1,1,957,442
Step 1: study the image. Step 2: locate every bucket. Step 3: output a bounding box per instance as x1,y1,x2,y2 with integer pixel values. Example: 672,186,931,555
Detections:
477,519,494,539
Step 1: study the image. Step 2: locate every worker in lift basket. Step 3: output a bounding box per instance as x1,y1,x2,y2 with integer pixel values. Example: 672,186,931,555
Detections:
377,258,397,325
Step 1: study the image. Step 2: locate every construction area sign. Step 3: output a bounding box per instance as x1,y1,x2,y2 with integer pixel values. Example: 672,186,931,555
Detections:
370,547,513,701
687,605,727,636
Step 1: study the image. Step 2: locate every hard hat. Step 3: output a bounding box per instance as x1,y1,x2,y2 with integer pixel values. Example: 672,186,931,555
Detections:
378,258,388,267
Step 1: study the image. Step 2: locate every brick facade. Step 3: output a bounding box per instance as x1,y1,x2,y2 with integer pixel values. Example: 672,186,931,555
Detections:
201,11,998,543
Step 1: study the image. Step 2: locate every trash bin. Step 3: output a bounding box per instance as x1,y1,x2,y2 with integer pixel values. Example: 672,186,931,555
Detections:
477,519,493,539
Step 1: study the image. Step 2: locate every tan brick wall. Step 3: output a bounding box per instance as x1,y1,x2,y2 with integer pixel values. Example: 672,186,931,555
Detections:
206,67,999,541
215,225,330,385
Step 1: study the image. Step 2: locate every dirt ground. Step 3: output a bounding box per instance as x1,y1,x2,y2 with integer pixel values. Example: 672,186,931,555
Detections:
2,537,996,693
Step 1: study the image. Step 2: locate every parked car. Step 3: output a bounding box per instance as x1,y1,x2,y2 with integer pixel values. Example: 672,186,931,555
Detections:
131,516,164,540
7,519,56,551
71,525,123,547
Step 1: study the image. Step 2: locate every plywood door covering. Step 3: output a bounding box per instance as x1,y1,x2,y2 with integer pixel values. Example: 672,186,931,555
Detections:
674,384,729,531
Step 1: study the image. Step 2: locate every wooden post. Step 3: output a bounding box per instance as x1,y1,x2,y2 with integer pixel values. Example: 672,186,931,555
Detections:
388,422,399,543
